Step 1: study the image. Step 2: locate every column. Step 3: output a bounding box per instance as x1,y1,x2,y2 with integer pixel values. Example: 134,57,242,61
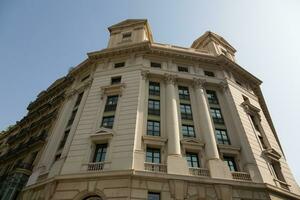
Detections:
193,78,231,179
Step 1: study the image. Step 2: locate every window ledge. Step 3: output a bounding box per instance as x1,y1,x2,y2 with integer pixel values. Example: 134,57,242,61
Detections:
218,144,241,154
142,135,167,146
181,138,205,150
263,148,281,160
91,128,114,142
101,83,126,99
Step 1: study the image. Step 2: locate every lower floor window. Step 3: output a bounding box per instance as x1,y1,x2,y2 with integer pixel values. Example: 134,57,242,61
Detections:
93,144,107,162
148,192,160,200
186,152,200,168
146,148,161,164
223,156,238,172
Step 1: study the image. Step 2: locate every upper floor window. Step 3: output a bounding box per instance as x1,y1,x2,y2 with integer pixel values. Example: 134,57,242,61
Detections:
58,129,70,150
147,120,160,136
114,62,125,68
186,152,200,168
150,62,161,68
148,192,160,200
210,108,224,124
75,92,84,107
149,81,160,96
178,66,188,72
182,124,195,138
223,156,238,172
206,90,218,104
67,109,78,127
93,144,107,162
204,70,215,77
122,32,132,39
148,99,160,115
178,86,190,100
104,95,119,112
180,104,193,120
215,129,230,145
250,115,267,149
146,148,161,164
101,116,114,129
270,162,286,183
111,76,121,85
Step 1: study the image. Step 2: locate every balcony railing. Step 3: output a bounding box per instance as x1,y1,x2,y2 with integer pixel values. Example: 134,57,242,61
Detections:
87,162,105,171
144,162,167,173
231,171,252,181
189,167,210,177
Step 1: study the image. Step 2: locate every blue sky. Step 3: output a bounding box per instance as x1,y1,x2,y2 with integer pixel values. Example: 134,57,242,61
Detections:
1,0,300,183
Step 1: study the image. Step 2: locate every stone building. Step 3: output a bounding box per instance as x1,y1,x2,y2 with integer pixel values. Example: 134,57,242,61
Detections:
1,19,300,199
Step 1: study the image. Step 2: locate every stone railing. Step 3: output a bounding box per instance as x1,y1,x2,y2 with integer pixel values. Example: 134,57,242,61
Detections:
144,162,167,173
189,167,210,177
87,162,105,171
231,171,252,181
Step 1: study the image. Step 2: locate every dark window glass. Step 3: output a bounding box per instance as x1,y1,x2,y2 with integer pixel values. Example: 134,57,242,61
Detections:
146,148,161,164
206,90,218,104
104,95,119,112
150,62,161,68
223,156,237,172
147,121,160,136
114,62,125,68
148,192,160,200
215,129,230,145
93,144,107,162
180,104,193,120
148,99,160,115
178,66,188,72
182,125,195,138
178,86,190,100
204,71,215,77
210,108,224,124
111,76,121,85
101,116,114,128
58,130,70,150
149,81,160,96
75,92,84,107
67,109,78,127
122,32,132,39
186,152,200,168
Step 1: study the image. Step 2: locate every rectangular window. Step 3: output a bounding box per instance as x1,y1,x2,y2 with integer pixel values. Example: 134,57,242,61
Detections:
58,130,70,150
215,129,230,145
204,70,215,77
206,90,218,104
93,144,107,162
122,32,132,39
104,95,119,112
186,152,200,168
180,104,193,120
178,66,188,72
75,92,84,107
147,120,160,136
210,108,224,124
146,148,161,164
67,109,78,127
148,192,160,200
182,125,195,138
149,81,160,96
178,86,190,100
223,156,238,172
150,62,161,68
114,62,125,68
101,116,114,129
148,99,160,115
111,76,121,85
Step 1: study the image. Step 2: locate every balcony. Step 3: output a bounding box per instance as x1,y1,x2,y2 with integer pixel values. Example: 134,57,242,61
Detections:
231,171,251,181
189,167,210,177
87,162,105,171
144,162,167,173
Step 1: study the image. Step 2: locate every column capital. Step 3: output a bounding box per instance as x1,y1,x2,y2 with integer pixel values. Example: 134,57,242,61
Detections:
192,78,206,89
141,70,150,80
164,73,177,85
219,81,229,92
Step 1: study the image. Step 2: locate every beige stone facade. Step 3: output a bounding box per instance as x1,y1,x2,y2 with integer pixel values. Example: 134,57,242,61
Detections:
1,19,299,200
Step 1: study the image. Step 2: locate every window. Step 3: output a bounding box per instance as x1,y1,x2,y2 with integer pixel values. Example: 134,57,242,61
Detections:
147,120,160,136
101,116,114,128
75,92,84,107
182,125,195,138
104,95,118,112
206,90,218,104
270,162,286,182
146,148,160,164
210,108,224,124
148,192,160,200
114,62,125,68
178,86,190,100
122,32,132,39
180,104,193,120
149,81,160,96
186,152,200,168
148,99,160,115
223,156,238,172
67,109,78,127
111,76,121,85
250,115,267,149
178,66,188,72
215,129,230,145
204,70,215,77
58,130,70,150
150,62,161,68
93,144,107,162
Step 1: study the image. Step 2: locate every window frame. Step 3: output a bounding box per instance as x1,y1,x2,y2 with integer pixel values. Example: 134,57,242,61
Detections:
182,124,195,138
114,62,125,68
223,156,238,172
148,192,160,200
215,129,230,145
206,90,219,104
180,104,193,120
93,144,107,163
148,99,160,116
104,95,119,112
186,152,200,168
111,76,122,85
101,116,115,129
149,81,160,96
178,66,189,72
178,86,190,100
210,107,224,124
147,120,160,136
150,62,161,68
146,147,161,164
204,70,215,77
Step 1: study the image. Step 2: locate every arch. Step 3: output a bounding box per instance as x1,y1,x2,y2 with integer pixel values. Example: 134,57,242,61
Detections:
82,195,102,200
73,190,106,200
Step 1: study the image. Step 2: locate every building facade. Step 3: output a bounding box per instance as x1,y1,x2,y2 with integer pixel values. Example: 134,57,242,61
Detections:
1,19,300,200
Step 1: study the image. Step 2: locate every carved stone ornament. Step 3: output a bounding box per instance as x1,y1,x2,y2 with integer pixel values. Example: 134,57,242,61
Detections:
164,73,177,85
141,70,150,80
100,83,126,99
192,78,206,89
219,81,229,92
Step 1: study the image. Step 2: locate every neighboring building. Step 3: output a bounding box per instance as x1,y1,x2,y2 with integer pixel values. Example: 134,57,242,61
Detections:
1,19,299,199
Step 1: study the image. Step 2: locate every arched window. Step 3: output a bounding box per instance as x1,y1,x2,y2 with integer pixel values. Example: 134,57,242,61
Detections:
83,195,102,200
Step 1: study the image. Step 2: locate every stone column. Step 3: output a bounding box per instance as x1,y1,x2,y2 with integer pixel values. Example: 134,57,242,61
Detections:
193,78,231,179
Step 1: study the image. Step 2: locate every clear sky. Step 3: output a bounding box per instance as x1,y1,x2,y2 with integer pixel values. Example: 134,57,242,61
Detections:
1,0,300,184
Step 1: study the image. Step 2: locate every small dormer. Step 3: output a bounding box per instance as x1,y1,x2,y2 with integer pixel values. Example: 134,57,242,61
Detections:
107,19,154,48
191,31,236,61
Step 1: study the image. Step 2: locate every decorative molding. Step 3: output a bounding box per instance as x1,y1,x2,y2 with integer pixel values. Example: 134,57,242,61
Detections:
219,81,229,92
141,70,150,80
180,138,205,150
142,135,167,146
164,73,177,85
241,99,261,117
192,78,206,89
217,144,241,155
263,148,282,161
90,128,114,142
100,83,126,99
